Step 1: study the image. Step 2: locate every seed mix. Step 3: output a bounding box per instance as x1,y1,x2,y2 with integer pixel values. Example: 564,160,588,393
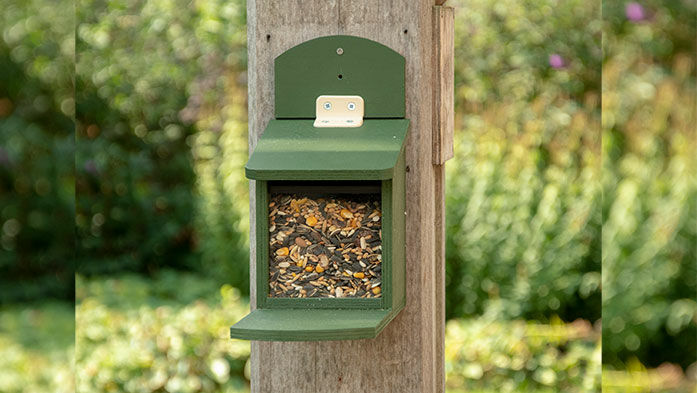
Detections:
268,193,382,298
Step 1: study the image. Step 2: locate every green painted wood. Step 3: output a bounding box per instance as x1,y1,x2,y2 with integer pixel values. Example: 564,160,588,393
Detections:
240,146,407,340
255,181,269,309
256,179,392,310
275,35,405,119
265,297,381,309
229,308,398,341
245,119,409,181
235,35,409,342
381,180,393,310
391,150,407,312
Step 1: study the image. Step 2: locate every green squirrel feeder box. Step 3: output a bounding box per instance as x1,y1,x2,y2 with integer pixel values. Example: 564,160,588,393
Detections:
230,35,408,341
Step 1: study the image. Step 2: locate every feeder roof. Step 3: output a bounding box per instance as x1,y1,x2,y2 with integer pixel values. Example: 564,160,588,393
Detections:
245,119,409,181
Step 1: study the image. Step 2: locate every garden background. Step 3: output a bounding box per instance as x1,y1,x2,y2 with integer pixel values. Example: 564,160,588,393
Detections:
0,0,695,392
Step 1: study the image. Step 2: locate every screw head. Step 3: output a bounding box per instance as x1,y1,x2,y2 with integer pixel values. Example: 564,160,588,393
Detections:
323,102,332,110
347,102,356,111
336,47,344,55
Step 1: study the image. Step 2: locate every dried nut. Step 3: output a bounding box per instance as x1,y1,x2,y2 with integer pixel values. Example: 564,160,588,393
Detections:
276,247,289,256
335,287,344,298
353,272,365,279
278,262,290,268
306,216,318,226
305,265,314,272
340,209,353,219
372,287,381,295
295,237,307,247
319,254,329,268
315,265,325,273
372,216,380,222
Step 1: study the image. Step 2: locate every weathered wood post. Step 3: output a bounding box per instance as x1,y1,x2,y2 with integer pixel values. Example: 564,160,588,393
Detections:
246,1,454,391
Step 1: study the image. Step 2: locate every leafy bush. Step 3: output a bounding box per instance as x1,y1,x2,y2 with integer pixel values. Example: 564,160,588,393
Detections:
0,0,75,302
76,272,251,393
446,316,601,393
445,0,602,322
0,302,75,393
601,1,697,369
603,361,696,393
7,273,692,393
72,271,607,393
190,73,250,294
74,0,249,287
2,0,252,299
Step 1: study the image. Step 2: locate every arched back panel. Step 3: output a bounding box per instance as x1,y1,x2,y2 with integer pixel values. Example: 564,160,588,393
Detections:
274,35,405,119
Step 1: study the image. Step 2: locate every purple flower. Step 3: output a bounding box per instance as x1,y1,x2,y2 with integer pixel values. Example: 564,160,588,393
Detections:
548,54,565,69
625,2,646,22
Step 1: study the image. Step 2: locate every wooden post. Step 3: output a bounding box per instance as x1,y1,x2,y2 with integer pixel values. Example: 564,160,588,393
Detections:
246,1,454,392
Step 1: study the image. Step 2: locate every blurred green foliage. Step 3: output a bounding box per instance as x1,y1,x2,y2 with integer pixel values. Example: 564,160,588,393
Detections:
2,0,695,388
601,0,697,370
78,272,601,393
0,302,75,393
0,0,75,302
74,0,249,292
75,272,250,393
6,271,689,393
603,360,696,393
446,317,600,392
445,0,601,322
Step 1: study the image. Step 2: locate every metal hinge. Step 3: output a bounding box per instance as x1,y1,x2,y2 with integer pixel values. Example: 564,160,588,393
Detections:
314,95,364,128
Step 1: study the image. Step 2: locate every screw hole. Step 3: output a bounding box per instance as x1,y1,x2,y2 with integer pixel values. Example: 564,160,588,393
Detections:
266,34,270,42
406,165,410,172
337,74,343,80
403,29,408,34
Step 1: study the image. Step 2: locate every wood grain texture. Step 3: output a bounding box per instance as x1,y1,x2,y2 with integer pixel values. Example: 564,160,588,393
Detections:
247,1,446,391
432,6,454,164
434,164,446,393
435,0,449,5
